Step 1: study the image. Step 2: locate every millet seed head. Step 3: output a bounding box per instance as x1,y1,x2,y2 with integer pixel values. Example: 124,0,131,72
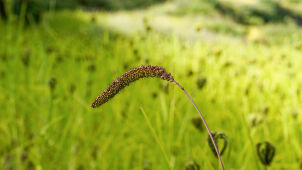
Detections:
91,65,172,108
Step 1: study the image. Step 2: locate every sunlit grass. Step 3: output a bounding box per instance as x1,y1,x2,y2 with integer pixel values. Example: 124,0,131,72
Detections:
0,8,302,169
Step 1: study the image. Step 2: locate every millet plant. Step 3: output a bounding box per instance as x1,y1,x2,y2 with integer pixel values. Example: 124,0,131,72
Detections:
91,65,225,170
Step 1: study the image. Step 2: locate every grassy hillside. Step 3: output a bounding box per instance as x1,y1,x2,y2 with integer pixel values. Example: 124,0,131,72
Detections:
1,1,302,169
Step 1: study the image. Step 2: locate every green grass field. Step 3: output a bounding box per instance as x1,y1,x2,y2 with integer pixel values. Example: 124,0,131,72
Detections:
1,1,302,169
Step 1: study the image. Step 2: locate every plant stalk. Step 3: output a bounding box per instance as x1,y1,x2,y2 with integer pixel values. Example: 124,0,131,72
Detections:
171,78,225,170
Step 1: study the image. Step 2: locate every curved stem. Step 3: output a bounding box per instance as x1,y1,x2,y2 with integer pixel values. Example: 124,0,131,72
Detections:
171,78,225,170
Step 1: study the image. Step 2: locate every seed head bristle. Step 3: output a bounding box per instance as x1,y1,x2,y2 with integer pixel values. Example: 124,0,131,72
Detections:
91,65,172,108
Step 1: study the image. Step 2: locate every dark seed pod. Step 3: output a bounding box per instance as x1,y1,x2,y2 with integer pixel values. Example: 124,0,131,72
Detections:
144,58,150,64
196,76,207,89
207,131,228,157
184,160,200,170
21,151,27,162
48,77,57,92
247,113,263,127
1,54,7,62
223,61,232,68
152,92,158,99
245,87,250,96
256,141,275,166
123,62,129,70
145,24,152,32
91,15,96,23
87,64,96,72
133,48,139,56
77,165,85,170
261,105,269,115
27,160,35,170
195,24,201,32
292,110,298,119
171,144,180,156
213,49,222,57
69,84,76,94
91,65,172,108
187,70,194,77
143,18,152,32
56,55,63,63
21,50,31,67
191,116,203,132
91,145,98,160
46,46,54,54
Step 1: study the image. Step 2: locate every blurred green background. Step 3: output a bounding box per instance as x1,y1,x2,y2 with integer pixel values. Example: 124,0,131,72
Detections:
1,0,302,169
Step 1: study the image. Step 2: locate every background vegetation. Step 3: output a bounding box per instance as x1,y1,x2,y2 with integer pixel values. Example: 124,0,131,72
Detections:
1,0,302,169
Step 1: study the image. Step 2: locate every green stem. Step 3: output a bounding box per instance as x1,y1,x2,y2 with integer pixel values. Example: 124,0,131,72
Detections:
140,107,171,169
171,78,225,170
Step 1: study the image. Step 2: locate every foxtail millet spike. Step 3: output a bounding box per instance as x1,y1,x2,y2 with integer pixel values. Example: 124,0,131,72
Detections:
91,65,172,108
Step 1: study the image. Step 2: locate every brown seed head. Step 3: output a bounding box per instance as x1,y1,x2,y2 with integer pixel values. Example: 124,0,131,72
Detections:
91,65,172,108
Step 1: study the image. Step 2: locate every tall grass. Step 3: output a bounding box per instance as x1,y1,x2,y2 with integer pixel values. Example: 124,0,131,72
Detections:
0,10,302,169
